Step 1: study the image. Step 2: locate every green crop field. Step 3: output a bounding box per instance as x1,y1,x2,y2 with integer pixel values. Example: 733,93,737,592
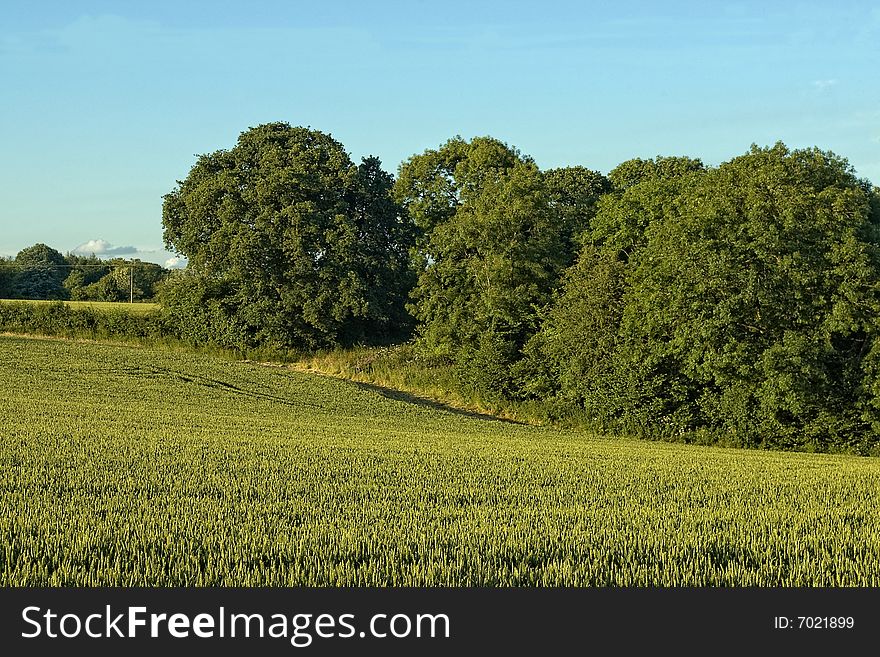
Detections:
0,299,160,314
1,334,878,586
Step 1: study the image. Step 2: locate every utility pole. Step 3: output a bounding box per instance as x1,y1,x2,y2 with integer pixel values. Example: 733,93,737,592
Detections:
129,266,133,304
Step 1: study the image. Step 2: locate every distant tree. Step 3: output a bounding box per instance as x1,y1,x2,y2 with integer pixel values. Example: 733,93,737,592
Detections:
162,122,414,350
133,261,169,301
12,243,68,300
84,266,135,302
63,254,110,300
0,257,16,298
61,256,167,302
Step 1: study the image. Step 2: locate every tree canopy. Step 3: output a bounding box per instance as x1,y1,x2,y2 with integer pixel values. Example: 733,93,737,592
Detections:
528,143,880,452
12,243,68,300
161,122,414,350
394,136,608,397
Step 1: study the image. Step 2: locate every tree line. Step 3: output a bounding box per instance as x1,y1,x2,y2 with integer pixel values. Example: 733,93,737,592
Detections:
0,244,167,302
159,124,880,452
159,123,880,453
13,122,879,453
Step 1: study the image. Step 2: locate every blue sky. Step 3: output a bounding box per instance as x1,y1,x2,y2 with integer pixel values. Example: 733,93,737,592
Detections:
2,1,878,266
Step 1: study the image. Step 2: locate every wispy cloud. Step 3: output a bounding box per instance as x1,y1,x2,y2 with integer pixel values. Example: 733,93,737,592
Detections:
812,79,838,92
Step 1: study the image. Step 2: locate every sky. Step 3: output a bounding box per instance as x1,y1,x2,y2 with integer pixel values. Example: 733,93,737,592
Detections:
1,0,878,267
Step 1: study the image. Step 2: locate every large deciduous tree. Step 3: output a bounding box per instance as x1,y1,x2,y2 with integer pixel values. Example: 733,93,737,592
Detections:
161,123,414,350
394,137,538,361
394,136,608,397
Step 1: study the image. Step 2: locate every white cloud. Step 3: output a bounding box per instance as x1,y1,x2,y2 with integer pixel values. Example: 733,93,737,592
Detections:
73,238,138,256
72,238,185,268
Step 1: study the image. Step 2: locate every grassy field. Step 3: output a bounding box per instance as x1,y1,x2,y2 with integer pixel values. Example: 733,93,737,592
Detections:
0,299,160,314
1,334,878,586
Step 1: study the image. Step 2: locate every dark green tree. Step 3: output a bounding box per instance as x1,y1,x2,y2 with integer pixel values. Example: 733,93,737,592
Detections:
532,143,880,452
618,144,880,451
340,156,417,343
162,122,414,350
12,243,68,300
395,137,608,398
63,254,110,300
0,257,16,298
606,155,705,190
543,165,611,249
591,156,705,258
395,138,560,356
518,246,628,418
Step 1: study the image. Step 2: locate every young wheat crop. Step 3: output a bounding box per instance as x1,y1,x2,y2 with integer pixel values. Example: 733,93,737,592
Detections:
1,335,877,586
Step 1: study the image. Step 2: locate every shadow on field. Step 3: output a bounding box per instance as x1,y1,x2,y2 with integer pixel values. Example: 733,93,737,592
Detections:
120,365,323,409
174,371,311,408
347,379,528,425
